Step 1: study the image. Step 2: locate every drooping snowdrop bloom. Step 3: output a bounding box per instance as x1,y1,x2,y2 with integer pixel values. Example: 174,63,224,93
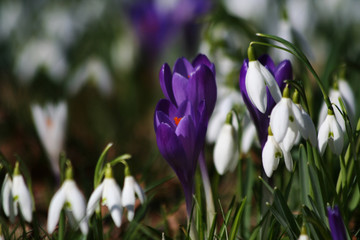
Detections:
1,162,33,223
262,127,293,177
270,87,317,151
298,225,310,240
213,111,239,175
122,167,146,221
31,101,67,179
240,54,292,148
47,164,88,235
318,79,355,132
245,46,282,114
86,164,123,227
68,57,112,96
15,38,68,83
318,109,344,155
327,205,347,240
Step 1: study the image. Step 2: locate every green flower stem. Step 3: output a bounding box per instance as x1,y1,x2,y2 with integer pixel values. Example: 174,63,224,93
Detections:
199,150,215,234
59,210,65,240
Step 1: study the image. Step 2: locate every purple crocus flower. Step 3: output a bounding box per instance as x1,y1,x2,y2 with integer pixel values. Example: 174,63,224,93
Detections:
327,205,347,240
239,55,292,148
155,54,216,216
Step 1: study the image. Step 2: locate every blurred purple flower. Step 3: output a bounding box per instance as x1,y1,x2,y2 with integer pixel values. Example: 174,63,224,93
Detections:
154,54,216,215
327,205,347,240
239,55,292,148
128,0,211,55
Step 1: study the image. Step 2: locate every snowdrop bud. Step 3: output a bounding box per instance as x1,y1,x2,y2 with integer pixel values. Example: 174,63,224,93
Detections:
213,112,239,175
245,45,282,113
122,166,146,221
318,109,344,155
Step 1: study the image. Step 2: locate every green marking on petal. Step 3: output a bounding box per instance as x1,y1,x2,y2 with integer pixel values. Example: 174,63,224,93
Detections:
13,195,19,201
64,201,71,209
328,131,334,138
289,115,294,122
275,152,282,158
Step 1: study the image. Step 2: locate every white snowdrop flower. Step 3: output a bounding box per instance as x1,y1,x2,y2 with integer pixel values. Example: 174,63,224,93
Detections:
47,165,88,235
122,167,146,221
318,79,355,133
241,116,257,154
262,128,282,178
15,39,67,83
0,1,22,40
207,87,242,143
111,33,138,73
245,46,282,113
213,112,240,175
68,57,112,96
86,165,123,227
270,87,305,151
298,225,310,240
318,110,344,156
223,0,268,23
42,8,76,48
1,162,33,223
31,101,67,178
296,104,317,147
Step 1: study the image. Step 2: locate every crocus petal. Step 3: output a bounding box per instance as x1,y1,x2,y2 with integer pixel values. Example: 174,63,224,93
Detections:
159,63,176,104
103,178,122,227
12,175,33,222
270,99,289,143
192,54,216,75
1,174,15,222
213,124,238,175
173,57,194,78
156,123,188,179
327,205,347,240
175,115,196,165
318,117,330,155
154,99,177,130
187,64,217,119
172,73,189,106
122,176,136,221
259,63,281,103
86,182,104,219
246,61,267,113
47,186,66,233
329,116,344,155
64,180,86,229
274,60,292,88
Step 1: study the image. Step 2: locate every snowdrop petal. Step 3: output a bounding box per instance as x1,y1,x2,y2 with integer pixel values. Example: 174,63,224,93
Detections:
339,79,355,120
134,181,146,204
330,117,344,155
86,182,104,219
64,181,86,227
318,117,330,155
1,174,15,222
298,106,317,147
270,99,289,143
246,61,267,113
47,186,66,233
262,136,280,177
280,144,293,172
213,124,238,175
259,63,281,103
13,175,33,222
103,178,122,227
122,176,135,221
282,123,297,152
241,122,256,153
292,103,305,130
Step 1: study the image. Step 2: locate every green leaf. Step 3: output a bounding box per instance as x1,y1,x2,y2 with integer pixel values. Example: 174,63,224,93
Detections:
94,143,113,188
299,145,310,206
308,163,326,221
229,197,247,240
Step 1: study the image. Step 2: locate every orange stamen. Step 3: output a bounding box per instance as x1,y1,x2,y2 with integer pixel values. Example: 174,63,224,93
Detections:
174,117,183,126
46,117,53,128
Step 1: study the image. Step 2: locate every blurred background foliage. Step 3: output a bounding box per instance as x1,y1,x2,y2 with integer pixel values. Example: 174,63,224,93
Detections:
0,0,360,238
